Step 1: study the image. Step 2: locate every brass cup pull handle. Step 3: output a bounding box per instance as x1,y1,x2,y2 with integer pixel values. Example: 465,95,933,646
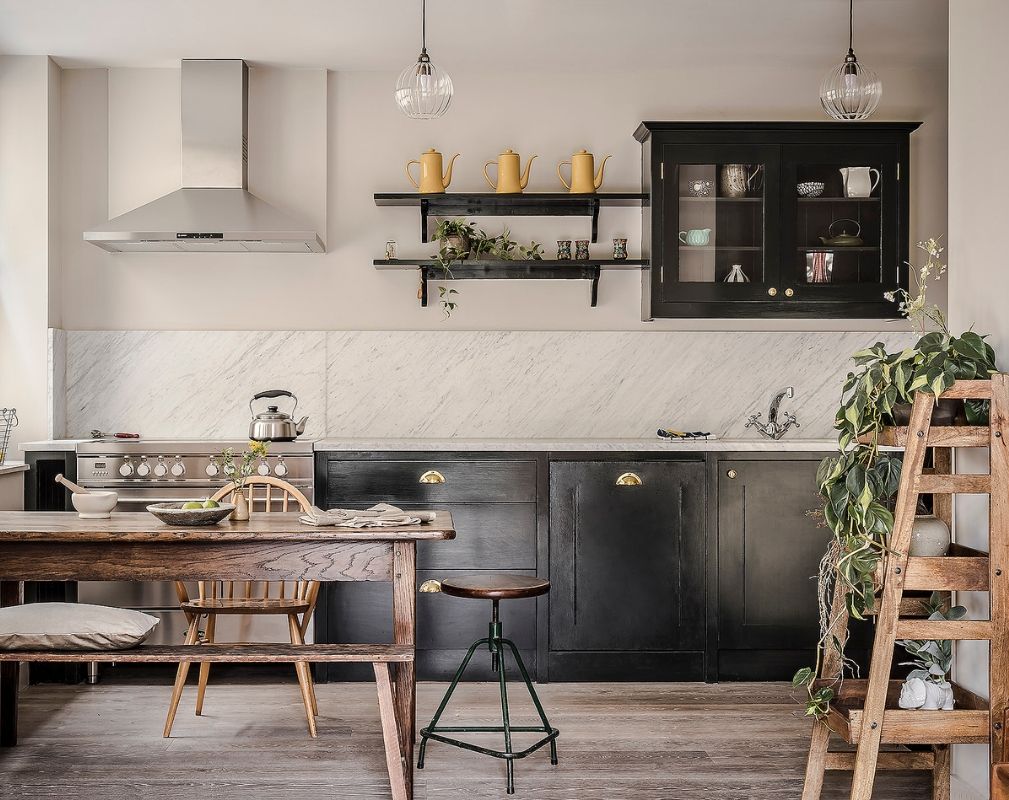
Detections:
767,287,778,297
784,287,795,298
419,580,442,593
615,472,643,486
727,469,738,479
419,470,446,484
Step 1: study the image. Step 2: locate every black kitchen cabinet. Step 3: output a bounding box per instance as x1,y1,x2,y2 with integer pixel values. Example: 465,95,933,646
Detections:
635,121,920,319
716,454,835,680
548,459,706,680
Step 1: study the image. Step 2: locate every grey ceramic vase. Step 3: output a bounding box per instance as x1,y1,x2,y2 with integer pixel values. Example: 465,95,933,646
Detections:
909,514,951,557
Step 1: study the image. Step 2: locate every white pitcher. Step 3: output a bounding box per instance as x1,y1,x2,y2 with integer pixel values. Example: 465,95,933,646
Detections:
839,166,881,198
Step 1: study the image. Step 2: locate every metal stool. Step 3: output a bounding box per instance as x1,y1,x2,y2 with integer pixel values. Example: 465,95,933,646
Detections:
417,574,559,794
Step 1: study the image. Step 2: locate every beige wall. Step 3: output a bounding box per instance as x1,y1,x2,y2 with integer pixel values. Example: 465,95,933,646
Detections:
949,2,1009,797
57,59,947,332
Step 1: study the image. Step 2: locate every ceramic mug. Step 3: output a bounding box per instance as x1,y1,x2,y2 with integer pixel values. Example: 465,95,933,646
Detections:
840,166,881,198
679,228,711,246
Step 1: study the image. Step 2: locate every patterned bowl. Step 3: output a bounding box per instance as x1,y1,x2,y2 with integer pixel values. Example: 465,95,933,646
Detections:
797,181,826,198
147,502,235,526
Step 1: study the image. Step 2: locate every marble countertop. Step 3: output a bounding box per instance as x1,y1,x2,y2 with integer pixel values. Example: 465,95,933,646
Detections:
0,461,28,476
19,440,86,452
312,437,838,452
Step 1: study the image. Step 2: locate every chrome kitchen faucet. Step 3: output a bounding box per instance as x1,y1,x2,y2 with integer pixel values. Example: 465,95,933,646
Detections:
746,386,800,440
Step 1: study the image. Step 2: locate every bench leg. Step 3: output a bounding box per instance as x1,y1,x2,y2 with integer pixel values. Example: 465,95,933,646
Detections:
195,613,216,716
287,614,317,738
0,580,21,747
375,662,408,800
163,615,200,737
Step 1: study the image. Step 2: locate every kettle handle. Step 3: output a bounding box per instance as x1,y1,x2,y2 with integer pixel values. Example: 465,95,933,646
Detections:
482,160,498,190
250,389,298,414
405,160,421,190
557,160,572,190
827,218,861,237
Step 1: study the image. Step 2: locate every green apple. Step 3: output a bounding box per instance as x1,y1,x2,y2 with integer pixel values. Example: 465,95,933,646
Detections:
181,501,203,510
203,498,219,509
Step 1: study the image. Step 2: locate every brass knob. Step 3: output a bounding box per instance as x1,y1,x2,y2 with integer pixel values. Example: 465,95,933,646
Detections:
419,580,442,593
785,288,794,298
615,472,643,486
727,469,738,479
418,470,446,484
767,287,778,297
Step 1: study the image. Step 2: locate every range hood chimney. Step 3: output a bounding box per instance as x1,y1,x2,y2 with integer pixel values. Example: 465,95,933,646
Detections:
84,59,325,253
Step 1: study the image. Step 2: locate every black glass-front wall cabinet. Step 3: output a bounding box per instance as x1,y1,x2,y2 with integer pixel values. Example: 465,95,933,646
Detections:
635,122,920,319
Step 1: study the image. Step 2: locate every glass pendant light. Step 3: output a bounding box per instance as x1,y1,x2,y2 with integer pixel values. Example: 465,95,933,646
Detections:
819,0,882,121
394,0,453,119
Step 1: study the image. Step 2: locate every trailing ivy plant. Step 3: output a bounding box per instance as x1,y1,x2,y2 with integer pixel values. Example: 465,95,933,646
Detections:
792,238,997,718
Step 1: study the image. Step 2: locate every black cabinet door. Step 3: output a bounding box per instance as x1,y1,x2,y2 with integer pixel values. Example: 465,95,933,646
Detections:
716,457,831,679
548,460,705,680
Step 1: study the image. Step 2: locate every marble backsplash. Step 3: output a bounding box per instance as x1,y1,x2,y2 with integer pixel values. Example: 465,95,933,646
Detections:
54,329,915,441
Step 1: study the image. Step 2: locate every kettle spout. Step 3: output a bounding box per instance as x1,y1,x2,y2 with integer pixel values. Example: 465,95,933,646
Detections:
442,153,460,189
295,416,309,436
520,155,538,190
594,155,612,189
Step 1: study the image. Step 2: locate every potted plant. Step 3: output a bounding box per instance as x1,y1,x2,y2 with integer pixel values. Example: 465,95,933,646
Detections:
793,237,998,718
896,592,965,711
219,440,269,521
434,218,476,261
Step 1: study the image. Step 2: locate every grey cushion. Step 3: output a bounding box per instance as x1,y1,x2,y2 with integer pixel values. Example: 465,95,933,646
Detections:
0,603,159,651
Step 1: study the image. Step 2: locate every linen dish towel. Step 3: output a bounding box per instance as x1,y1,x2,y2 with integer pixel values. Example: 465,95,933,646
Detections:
300,502,436,528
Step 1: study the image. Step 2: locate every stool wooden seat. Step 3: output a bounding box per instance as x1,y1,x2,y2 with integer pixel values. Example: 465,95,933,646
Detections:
440,574,550,601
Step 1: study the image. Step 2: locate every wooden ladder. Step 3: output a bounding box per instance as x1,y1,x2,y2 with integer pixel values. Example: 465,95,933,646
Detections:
802,376,1009,800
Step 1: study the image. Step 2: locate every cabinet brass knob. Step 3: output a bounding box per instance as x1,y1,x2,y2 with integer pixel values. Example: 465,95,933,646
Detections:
767,287,778,297
418,470,446,484
727,469,738,479
419,580,442,593
615,472,643,486
785,288,795,298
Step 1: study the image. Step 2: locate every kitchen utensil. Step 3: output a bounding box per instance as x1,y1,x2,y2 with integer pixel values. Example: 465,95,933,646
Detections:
724,264,749,283
720,164,763,198
90,430,140,440
147,501,235,527
557,150,611,194
679,228,712,246
575,240,590,260
405,148,459,194
483,149,536,194
687,179,713,198
0,407,16,465
612,238,628,260
73,491,119,519
249,390,309,442
556,240,572,260
797,181,825,197
818,218,864,247
55,473,90,495
656,428,713,440
806,251,834,283
839,166,881,198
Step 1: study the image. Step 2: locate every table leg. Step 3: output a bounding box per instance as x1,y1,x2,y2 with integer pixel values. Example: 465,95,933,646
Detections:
392,542,416,800
1,580,23,747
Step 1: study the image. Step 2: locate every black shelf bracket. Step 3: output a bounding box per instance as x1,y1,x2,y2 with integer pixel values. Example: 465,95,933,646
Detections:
590,197,601,244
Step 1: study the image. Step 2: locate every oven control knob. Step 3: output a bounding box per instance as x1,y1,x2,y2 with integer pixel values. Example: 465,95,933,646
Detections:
136,458,151,477
274,459,289,477
205,460,220,477
153,457,168,478
224,463,236,477
171,457,186,477
118,459,134,477
257,460,271,476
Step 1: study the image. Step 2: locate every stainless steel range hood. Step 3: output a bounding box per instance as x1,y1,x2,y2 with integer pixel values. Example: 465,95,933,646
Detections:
84,60,325,253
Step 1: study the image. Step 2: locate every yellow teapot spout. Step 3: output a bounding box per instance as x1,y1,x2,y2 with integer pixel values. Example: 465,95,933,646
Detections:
442,153,460,190
520,155,538,190
594,155,611,190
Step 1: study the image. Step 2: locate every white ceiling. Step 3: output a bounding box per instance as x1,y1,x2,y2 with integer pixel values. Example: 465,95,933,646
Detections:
0,0,947,72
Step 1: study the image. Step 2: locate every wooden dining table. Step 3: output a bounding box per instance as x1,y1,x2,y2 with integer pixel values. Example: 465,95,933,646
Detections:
0,510,455,800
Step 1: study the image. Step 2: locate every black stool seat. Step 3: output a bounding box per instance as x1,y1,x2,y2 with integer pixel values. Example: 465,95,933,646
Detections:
440,574,550,601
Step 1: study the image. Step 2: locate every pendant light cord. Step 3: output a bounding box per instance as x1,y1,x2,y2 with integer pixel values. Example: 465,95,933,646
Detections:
422,0,427,53
848,0,854,52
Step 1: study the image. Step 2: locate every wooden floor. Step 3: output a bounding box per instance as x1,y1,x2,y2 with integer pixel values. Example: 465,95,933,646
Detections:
0,677,929,798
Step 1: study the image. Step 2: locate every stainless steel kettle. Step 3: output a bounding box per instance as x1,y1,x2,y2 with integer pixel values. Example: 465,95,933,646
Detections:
248,390,309,442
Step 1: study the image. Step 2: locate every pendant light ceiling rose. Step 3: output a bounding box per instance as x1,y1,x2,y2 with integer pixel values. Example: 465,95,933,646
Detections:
819,0,881,121
394,0,454,120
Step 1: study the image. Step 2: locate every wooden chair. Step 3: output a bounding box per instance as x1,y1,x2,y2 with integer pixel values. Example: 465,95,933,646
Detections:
162,475,322,738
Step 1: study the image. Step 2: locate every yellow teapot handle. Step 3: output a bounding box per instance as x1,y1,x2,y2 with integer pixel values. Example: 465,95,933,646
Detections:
557,160,572,190
405,160,421,190
482,160,498,190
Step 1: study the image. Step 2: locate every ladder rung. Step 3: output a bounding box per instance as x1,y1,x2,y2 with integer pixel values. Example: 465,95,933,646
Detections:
904,554,990,592
824,750,934,771
940,380,993,399
895,619,992,640
867,426,990,447
915,474,991,494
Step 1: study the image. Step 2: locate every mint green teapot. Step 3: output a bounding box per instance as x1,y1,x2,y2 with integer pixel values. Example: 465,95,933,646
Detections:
679,228,711,247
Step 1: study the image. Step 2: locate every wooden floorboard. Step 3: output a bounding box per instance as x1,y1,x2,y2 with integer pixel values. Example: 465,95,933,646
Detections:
0,678,930,798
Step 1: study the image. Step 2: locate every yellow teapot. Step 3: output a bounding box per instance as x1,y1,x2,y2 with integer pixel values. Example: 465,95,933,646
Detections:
483,149,537,194
557,149,611,194
406,148,459,194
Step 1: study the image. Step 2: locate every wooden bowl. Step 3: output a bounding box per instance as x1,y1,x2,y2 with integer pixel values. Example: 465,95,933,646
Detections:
146,502,235,526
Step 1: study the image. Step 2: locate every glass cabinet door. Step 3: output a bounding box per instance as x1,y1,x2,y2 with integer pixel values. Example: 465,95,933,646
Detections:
781,144,901,308
658,144,780,308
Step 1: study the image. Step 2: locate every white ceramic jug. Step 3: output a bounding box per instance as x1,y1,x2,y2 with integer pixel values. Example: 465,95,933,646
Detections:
840,166,881,198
